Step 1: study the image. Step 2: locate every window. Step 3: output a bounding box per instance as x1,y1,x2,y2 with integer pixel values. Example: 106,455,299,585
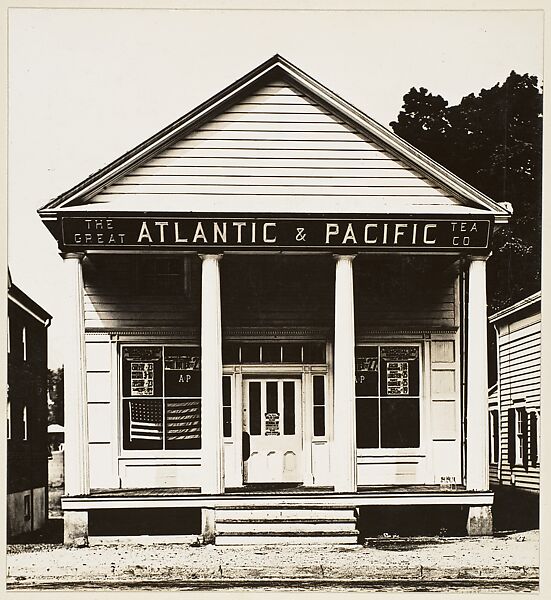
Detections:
121,345,201,450
356,345,420,449
7,399,11,440
489,409,499,464
24,495,31,521
222,342,326,365
22,405,28,441
312,375,326,437
222,376,232,438
22,326,27,361
508,406,528,468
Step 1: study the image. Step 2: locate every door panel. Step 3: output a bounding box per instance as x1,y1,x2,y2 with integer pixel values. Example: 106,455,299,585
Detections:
243,379,302,483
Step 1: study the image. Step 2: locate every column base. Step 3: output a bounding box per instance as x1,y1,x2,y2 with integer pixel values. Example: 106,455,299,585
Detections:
466,505,493,536
64,511,89,546
202,508,216,544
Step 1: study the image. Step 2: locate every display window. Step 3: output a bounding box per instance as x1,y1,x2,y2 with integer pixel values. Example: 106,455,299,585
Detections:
121,345,201,450
355,345,421,449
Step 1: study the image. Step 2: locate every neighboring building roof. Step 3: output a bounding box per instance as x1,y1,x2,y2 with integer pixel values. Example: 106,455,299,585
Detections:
37,54,511,226
8,273,52,326
489,291,541,325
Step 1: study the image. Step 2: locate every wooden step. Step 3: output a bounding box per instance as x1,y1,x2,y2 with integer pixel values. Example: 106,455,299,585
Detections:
214,505,359,545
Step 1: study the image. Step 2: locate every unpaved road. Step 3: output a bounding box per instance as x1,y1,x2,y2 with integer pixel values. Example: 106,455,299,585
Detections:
7,529,539,592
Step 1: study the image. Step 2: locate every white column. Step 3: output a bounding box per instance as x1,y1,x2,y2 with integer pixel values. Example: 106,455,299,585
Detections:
466,256,490,491
61,252,90,497
199,254,224,494
333,254,357,493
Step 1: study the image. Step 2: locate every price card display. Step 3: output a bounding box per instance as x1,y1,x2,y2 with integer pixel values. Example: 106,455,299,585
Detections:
386,361,410,395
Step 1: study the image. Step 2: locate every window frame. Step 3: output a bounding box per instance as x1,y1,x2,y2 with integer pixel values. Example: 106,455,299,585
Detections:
355,342,424,454
119,343,202,455
7,398,11,440
489,408,500,464
22,404,28,441
514,406,526,466
22,325,27,362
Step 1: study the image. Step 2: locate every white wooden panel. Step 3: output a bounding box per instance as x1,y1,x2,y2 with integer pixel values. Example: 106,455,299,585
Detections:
157,148,392,159
211,112,344,123
85,341,111,371
431,401,457,440
356,460,425,485
89,443,117,489
431,369,456,397
431,341,455,363
122,175,426,187
184,129,369,141
431,441,461,483
120,463,203,488
87,403,112,443
86,372,111,404
225,102,328,114
170,139,375,150
131,166,419,178
311,442,331,486
141,157,411,169
199,120,357,132
106,184,449,197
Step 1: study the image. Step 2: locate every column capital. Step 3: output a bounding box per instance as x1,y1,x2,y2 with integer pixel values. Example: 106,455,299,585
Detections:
198,253,223,262
466,253,491,263
60,252,85,261
332,253,357,262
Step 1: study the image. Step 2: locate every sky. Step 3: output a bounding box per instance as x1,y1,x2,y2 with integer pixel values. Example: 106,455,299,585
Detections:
7,6,544,368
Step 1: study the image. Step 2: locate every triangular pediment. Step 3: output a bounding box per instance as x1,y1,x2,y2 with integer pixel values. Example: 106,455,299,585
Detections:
38,55,510,222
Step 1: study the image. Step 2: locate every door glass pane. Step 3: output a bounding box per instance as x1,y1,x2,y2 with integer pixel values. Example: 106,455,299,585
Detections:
262,344,282,363
249,382,261,435
282,343,302,363
283,381,295,435
380,397,420,448
222,376,232,438
266,381,278,413
313,375,325,436
241,343,261,363
303,342,326,363
356,397,379,448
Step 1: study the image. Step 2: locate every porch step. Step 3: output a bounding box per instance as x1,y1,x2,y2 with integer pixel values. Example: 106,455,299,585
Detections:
214,505,359,545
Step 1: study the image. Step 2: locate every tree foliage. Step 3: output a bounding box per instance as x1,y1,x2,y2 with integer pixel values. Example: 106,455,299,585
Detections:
47,367,64,426
390,72,542,311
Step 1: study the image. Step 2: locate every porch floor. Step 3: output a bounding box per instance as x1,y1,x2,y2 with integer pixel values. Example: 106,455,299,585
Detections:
62,484,491,511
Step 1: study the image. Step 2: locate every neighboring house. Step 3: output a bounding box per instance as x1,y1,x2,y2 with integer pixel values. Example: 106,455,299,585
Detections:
7,271,52,539
488,292,540,527
37,55,511,545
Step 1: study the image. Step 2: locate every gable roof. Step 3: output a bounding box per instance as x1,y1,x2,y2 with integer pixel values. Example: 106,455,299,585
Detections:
37,54,511,223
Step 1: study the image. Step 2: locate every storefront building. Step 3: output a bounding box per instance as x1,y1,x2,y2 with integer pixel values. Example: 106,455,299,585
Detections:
38,56,511,545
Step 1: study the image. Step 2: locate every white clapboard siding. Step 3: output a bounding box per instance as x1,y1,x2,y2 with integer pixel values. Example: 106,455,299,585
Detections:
495,311,541,492
86,80,467,212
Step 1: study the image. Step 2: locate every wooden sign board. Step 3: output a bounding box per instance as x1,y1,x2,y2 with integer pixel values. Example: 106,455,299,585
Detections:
60,215,492,251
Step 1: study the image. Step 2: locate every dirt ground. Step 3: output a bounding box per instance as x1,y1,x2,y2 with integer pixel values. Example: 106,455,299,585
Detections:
6,527,539,590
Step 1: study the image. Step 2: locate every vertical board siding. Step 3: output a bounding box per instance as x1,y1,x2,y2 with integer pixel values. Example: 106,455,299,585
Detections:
495,312,540,492
88,81,464,211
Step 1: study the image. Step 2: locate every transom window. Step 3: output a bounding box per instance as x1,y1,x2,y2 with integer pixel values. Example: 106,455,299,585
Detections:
355,345,421,449
223,342,325,364
121,345,201,450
